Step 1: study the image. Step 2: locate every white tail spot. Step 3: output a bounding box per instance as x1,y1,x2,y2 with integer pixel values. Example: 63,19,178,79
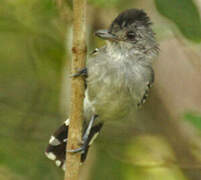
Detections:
55,160,61,167
45,152,56,160
62,163,66,171
49,136,61,146
64,118,70,126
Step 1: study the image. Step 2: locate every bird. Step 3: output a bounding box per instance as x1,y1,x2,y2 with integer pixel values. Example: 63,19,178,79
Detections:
45,8,159,171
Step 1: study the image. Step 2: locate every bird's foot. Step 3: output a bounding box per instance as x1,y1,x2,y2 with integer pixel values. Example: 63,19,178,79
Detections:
70,67,88,78
67,115,98,155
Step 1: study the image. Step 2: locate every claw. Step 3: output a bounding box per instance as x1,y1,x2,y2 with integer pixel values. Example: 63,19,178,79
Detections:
67,115,98,155
67,147,85,154
70,68,88,78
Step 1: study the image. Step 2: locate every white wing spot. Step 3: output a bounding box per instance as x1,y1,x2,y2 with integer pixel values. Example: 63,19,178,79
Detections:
45,152,56,160
64,118,70,126
49,136,61,146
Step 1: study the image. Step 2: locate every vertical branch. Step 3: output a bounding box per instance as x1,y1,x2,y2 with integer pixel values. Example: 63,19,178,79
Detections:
64,0,87,180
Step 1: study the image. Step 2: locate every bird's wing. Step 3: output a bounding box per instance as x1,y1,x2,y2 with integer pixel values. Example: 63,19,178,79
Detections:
136,66,154,108
127,64,154,108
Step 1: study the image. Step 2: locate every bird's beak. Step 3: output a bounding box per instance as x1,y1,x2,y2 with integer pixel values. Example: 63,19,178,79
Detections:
95,29,117,40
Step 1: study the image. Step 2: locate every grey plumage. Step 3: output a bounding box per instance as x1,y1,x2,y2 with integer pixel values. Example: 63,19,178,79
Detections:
84,9,159,123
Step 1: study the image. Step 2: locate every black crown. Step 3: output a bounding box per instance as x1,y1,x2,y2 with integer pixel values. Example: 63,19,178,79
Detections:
109,9,151,31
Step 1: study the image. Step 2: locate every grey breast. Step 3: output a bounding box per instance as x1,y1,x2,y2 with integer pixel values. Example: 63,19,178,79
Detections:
84,48,139,122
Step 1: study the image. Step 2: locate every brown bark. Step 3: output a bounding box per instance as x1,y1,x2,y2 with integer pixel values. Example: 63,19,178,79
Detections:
64,0,87,180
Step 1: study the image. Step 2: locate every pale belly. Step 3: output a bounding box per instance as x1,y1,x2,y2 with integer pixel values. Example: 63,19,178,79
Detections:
84,83,136,122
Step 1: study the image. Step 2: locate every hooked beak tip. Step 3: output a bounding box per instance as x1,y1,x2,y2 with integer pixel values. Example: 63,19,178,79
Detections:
95,29,116,40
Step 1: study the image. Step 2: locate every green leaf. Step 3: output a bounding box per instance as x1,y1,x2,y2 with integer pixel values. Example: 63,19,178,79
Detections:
155,0,201,42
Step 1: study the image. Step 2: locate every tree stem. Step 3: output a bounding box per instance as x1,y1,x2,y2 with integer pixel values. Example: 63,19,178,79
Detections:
64,0,87,180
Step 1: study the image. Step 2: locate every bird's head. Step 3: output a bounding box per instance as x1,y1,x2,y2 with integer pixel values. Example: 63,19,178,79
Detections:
95,9,158,53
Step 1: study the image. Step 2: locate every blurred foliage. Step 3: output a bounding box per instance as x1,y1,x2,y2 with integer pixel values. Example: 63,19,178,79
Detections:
0,166,23,180
91,136,188,180
184,113,201,131
90,148,125,180
0,0,66,179
122,136,187,180
89,0,138,9
155,0,201,42
89,0,121,7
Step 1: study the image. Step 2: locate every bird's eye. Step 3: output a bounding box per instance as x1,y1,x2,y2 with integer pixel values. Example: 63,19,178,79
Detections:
126,31,136,40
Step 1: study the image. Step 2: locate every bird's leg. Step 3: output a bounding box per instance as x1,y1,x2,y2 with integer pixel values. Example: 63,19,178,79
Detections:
70,67,88,78
80,121,103,162
67,114,98,154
